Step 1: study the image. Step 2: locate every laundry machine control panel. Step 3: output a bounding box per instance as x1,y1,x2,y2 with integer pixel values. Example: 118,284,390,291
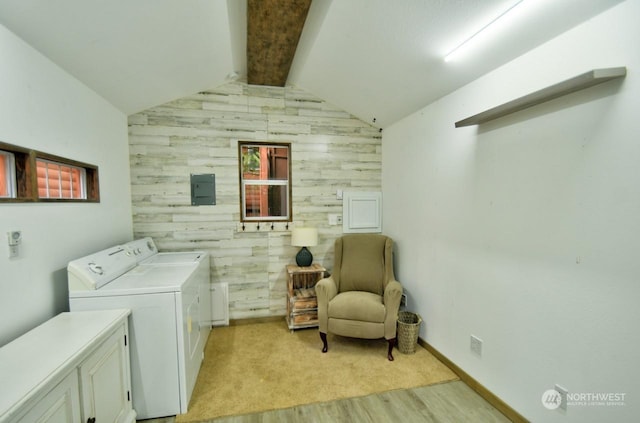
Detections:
67,246,136,291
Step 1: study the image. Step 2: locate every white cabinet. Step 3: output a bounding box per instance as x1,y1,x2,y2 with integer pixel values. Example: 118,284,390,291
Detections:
79,326,131,423
0,310,135,423
16,372,81,423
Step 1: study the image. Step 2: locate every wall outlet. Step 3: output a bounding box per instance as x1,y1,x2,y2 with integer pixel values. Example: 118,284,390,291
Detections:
9,245,19,259
470,335,483,356
7,231,21,258
328,214,342,226
400,293,407,307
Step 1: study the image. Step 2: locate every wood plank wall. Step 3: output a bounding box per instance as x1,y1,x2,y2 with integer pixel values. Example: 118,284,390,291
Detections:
128,81,381,319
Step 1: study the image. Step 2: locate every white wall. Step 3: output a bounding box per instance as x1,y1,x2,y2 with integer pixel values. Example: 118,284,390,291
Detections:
0,24,133,345
383,1,639,421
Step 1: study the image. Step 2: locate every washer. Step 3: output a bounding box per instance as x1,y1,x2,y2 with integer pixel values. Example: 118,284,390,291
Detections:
67,238,211,419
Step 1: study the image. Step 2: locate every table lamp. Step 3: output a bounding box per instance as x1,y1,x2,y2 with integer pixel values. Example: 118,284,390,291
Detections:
291,227,318,267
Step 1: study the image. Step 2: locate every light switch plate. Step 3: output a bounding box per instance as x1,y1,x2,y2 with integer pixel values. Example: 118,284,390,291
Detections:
7,231,21,246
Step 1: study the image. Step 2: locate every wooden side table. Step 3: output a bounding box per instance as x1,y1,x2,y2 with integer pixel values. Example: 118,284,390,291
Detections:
286,263,326,331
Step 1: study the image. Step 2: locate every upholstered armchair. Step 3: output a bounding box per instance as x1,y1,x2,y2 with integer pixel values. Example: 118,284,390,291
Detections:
315,234,403,361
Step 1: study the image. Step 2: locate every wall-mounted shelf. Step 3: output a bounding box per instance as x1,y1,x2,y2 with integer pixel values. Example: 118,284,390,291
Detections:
455,67,627,128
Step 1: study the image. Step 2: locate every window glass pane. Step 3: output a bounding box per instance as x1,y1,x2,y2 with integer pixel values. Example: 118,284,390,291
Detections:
241,145,289,181
0,151,16,198
243,184,288,218
244,184,265,217
71,167,82,198
241,146,262,176
269,147,289,180
0,153,7,197
47,162,61,198
268,184,288,216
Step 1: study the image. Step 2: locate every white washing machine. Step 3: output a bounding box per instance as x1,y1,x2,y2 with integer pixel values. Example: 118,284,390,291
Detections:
67,238,211,419
123,237,227,327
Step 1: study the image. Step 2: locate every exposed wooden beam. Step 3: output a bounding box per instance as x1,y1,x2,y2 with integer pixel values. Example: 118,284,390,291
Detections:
247,0,312,87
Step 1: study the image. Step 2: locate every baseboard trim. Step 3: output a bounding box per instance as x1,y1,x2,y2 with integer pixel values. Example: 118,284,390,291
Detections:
418,338,529,423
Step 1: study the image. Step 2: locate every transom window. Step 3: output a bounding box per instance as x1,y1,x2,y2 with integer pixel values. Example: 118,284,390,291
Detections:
36,158,86,199
238,141,291,222
0,141,99,203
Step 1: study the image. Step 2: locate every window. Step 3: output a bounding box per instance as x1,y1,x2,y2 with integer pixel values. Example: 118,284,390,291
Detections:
36,159,86,199
0,150,16,198
238,141,291,222
0,141,99,203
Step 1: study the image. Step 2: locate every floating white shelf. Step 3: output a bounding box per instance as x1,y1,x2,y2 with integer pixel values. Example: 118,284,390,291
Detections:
455,67,627,128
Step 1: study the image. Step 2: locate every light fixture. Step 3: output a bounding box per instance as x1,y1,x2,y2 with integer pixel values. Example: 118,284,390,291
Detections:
291,227,318,267
444,0,526,63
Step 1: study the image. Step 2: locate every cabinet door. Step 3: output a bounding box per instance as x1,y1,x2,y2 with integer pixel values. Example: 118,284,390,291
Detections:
17,371,81,423
79,325,131,423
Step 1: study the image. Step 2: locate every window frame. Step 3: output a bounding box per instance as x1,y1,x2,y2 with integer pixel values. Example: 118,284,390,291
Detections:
238,141,292,222
0,141,100,203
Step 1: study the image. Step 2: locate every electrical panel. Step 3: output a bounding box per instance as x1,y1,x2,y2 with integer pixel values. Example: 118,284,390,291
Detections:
190,174,216,206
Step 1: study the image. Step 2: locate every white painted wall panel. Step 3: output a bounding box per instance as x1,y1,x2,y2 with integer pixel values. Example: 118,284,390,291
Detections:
0,24,132,346
383,1,639,421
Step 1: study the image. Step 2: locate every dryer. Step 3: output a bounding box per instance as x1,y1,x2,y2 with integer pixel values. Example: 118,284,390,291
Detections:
67,238,210,419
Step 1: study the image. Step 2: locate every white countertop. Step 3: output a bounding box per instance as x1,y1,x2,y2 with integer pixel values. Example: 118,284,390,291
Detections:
0,309,131,421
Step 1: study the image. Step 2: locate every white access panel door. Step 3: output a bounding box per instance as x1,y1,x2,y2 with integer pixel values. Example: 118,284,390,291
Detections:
342,191,382,233
210,283,229,326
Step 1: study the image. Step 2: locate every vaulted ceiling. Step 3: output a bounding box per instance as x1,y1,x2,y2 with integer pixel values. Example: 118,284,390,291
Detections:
0,0,623,128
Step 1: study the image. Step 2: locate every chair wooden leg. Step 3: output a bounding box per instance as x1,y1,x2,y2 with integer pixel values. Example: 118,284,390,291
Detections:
387,338,395,361
320,332,328,353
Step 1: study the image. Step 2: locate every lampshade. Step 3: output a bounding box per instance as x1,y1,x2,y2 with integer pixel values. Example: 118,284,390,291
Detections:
291,227,318,247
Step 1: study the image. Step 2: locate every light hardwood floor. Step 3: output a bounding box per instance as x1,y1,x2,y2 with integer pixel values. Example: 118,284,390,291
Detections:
138,380,511,423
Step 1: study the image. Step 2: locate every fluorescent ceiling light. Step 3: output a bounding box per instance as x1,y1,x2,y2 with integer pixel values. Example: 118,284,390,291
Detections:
444,0,526,63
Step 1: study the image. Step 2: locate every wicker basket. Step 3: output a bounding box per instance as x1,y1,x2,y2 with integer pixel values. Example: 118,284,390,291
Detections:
397,311,422,354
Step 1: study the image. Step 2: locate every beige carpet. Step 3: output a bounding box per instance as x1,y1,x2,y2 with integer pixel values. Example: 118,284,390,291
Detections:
176,321,458,422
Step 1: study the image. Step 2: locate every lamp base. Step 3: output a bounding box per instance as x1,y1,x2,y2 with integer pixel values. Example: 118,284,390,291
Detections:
295,247,313,267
